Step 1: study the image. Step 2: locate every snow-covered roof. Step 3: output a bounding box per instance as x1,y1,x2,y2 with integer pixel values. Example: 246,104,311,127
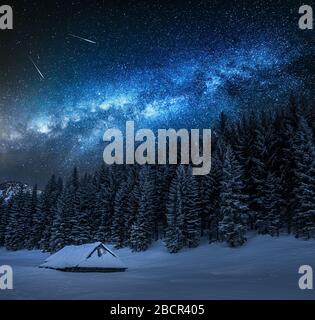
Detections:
39,242,126,270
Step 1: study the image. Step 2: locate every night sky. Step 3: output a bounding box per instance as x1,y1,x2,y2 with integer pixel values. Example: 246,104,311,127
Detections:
0,0,314,186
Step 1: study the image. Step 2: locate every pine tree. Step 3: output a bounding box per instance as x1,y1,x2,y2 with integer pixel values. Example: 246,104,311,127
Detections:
96,166,116,243
22,191,34,248
218,146,248,247
165,165,201,252
50,196,66,252
67,168,81,244
124,178,140,245
89,173,101,241
165,166,186,253
233,113,257,230
277,98,300,233
39,175,63,251
50,179,74,252
155,165,176,239
258,172,283,236
49,170,77,252
5,190,26,250
111,181,128,248
184,168,201,248
24,185,40,249
116,166,139,246
291,115,315,239
70,174,93,245
201,154,222,242
0,197,6,246
130,166,156,251
252,116,279,234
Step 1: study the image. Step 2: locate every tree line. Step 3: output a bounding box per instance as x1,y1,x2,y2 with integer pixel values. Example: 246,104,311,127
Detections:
0,97,314,253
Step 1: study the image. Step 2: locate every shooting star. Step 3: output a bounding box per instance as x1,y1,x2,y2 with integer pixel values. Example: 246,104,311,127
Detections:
29,56,45,80
68,33,96,44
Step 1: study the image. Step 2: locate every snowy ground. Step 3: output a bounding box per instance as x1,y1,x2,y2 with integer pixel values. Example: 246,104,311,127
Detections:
0,235,314,300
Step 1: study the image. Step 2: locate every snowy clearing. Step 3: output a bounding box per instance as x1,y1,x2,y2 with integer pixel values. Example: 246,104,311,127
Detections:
0,235,315,300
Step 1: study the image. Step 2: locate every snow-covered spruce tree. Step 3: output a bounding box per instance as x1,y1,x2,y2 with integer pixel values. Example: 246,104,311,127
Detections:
200,153,222,242
39,175,63,251
291,115,315,239
185,167,202,248
129,166,157,252
233,112,258,230
22,190,35,249
208,117,231,221
89,173,101,241
49,178,76,252
276,98,300,233
49,169,78,251
0,196,6,246
96,166,116,243
124,176,141,246
67,167,81,244
303,99,315,138
200,167,211,236
70,174,93,245
268,110,293,232
218,145,248,247
165,165,201,252
165,165,186,253
24,185,41,249
2,198,13,246
251,115,281,234
153,165,173,240
4,190,27,250
111,181,129,248
18,191,33,250
111,166,139,248
258,172,283,236
49,193,67,252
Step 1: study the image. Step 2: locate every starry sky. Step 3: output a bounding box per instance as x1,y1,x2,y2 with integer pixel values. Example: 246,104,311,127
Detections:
0,0,314,186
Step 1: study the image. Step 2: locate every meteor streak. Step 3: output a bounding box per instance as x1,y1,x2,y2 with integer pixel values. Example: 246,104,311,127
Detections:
29,56,45,80
68,33,96,44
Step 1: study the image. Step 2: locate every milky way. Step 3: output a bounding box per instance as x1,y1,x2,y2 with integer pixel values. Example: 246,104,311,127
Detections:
0,0,313,185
